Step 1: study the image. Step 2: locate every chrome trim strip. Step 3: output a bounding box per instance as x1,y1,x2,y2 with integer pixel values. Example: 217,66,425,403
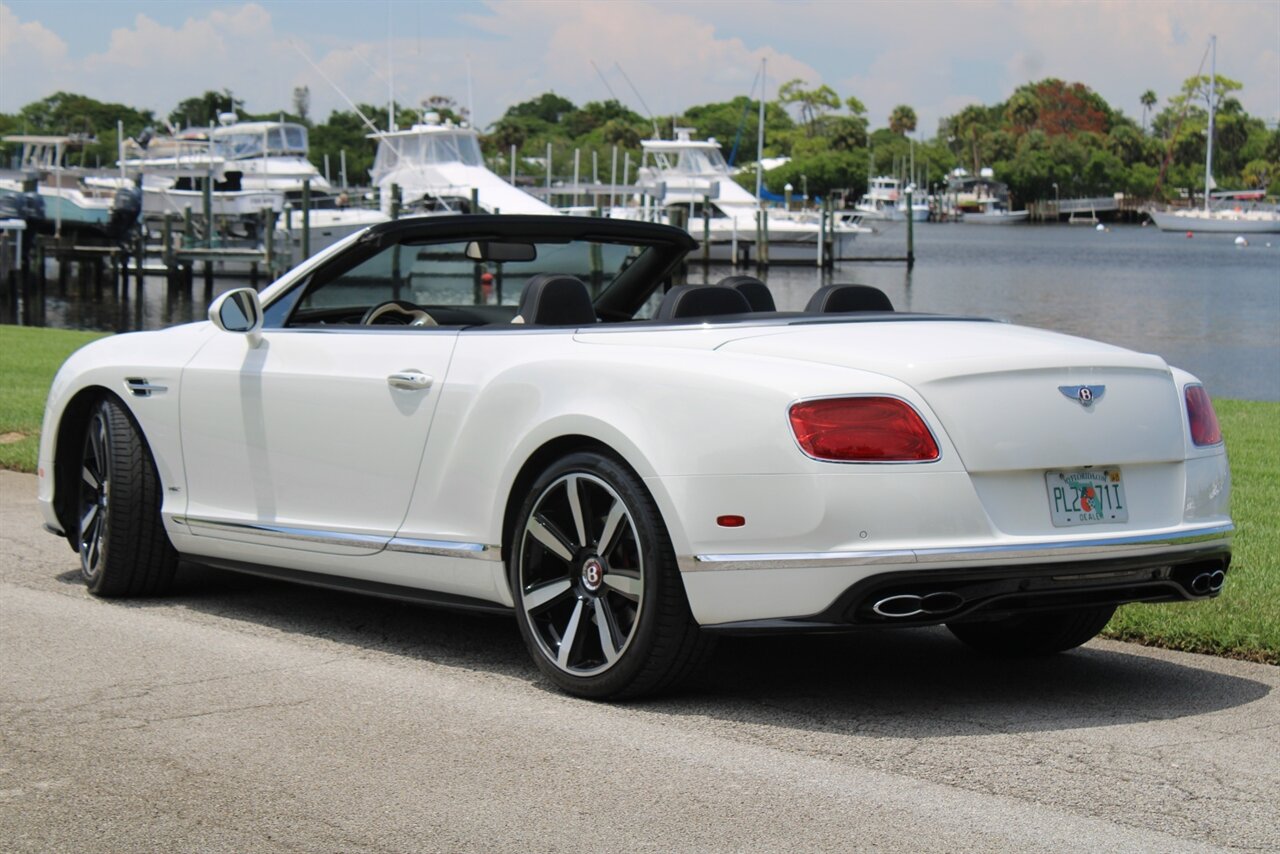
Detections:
682,523,1234,572
177,516,389,549
387,537,503,561
174,516,501,561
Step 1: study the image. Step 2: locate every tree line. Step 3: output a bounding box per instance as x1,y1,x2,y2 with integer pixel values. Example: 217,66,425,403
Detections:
3,74,1277,205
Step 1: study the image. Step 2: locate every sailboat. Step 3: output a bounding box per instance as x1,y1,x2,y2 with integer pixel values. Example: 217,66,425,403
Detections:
1149,36,1280,234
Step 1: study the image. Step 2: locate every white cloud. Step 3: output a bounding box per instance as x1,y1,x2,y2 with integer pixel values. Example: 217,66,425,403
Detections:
0,3,71,109
1,0,1275,135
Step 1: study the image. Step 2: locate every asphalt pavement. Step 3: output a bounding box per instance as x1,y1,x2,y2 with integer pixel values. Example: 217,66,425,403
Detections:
2,470,1277,853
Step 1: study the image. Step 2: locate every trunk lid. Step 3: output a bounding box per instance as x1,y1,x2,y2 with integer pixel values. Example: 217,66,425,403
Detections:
718,319,1185,471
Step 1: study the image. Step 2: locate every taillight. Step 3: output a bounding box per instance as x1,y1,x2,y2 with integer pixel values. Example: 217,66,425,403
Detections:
1185,385,1222,446
789,397,939,462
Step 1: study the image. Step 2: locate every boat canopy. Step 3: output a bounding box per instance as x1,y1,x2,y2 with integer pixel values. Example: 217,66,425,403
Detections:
371,128,485,180
211,123,309,160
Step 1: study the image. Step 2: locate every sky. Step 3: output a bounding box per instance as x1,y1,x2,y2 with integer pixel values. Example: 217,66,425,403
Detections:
2,0,1278,137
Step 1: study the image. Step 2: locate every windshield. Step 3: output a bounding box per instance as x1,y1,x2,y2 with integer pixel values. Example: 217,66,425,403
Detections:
214,125,308,160
373,130,484,175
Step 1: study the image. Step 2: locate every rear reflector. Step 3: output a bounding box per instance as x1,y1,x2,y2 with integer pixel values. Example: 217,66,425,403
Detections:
789,397,939,462
717,515,746,528
1185,385,1223,446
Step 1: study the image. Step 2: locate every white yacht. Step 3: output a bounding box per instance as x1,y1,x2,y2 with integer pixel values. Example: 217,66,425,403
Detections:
947,168,1028,225
856,176,929,222
622,129,865,262
369,112,556,216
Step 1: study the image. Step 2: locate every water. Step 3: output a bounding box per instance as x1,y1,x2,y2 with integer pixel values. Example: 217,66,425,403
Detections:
5,222,1278,401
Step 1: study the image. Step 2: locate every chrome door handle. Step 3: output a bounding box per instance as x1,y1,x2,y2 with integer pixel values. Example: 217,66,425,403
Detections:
387,371,433,390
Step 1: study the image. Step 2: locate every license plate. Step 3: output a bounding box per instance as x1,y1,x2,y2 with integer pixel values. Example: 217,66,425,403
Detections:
1046,468,1129,527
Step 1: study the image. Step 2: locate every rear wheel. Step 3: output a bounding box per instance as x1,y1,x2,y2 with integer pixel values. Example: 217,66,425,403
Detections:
510,451,711,699
76,396,177,597
947,604,1116,656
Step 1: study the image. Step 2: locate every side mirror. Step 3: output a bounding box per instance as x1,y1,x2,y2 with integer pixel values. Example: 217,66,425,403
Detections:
209,288,264,346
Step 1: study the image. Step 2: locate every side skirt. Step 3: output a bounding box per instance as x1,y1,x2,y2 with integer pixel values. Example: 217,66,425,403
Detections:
189,555,515,616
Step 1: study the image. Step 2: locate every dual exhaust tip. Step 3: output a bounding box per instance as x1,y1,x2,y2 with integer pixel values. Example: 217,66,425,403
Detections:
872,591,965,619
1190,570,1226,596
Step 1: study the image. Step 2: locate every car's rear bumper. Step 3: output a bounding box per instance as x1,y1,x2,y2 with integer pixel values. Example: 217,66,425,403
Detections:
680,523,1233,628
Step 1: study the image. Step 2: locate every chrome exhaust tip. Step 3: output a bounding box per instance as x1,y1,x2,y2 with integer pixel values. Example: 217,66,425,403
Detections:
872,591,965,619
1208,570,1226,592
1190,572,1221,595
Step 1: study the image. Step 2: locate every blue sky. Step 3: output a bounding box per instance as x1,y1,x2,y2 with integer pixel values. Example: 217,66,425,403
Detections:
3,1,1277,136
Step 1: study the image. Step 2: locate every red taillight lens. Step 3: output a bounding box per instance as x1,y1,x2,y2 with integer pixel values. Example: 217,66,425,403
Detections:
1185,385,1222,446
789,397,939,462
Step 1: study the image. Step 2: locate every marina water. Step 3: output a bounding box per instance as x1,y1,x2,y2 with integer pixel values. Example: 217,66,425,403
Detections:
6,222,1278,401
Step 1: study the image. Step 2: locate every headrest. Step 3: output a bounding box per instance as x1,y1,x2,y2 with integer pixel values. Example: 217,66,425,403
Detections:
716,275,776,312
655,285,753,321
805,284,894,313
515,273,597,326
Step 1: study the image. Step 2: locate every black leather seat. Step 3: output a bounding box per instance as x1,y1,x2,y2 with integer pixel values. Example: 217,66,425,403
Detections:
716,275,776,312
655,285,752,321
515,273,597,325
805,284,894,313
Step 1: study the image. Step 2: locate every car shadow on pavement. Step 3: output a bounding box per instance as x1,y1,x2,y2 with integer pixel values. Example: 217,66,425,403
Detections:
657,629,1272,738
57,562,1271,738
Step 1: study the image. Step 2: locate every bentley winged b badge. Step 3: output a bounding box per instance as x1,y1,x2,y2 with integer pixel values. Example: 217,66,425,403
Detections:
1059,384,1106,408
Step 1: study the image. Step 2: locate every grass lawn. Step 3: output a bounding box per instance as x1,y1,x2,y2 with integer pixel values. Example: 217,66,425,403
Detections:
0,325,108,471
1,324,1276,664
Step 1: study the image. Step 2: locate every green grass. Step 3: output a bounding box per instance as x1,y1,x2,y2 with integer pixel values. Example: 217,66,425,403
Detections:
1104,399,1280,664
0,325,1276,663
0,325,108,471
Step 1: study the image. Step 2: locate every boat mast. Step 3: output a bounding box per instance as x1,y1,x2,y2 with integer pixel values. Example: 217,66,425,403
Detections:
755,57,766,203
1204,34,1215,213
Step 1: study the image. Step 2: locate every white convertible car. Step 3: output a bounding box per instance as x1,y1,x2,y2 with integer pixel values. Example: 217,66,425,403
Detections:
39,215,1233,698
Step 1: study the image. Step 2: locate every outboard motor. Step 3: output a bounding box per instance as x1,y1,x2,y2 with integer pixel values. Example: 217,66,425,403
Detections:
106,186,143,239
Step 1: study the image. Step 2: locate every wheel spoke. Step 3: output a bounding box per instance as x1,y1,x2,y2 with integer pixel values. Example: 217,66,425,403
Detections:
556,599,586,669
603,571,642,601
81,465,99,490
90,418,106,469
523,578,572,613
598,498,626,555
80,503,98,539
594,598,620,664
566,475,588,549
527,515,574,563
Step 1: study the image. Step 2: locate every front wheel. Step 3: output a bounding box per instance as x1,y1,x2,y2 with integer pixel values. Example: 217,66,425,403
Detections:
510,451,711,699
946,604,1117,656
76,395,178,597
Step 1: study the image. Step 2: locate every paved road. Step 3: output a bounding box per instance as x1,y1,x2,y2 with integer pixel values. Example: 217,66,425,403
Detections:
2,470,1277,853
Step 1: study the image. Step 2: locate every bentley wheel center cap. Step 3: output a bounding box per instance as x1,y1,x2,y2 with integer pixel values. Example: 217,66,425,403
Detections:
581,557,605,592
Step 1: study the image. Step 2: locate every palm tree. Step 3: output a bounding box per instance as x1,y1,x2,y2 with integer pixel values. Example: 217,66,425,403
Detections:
889,104,918,135
1140,90,1157,134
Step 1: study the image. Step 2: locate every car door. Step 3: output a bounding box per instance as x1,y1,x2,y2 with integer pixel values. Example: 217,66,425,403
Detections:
178,326,458,555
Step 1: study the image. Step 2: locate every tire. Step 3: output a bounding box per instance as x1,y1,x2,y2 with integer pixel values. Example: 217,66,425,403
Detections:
947,604,1117,656
510,451,712,700
76,395,178,597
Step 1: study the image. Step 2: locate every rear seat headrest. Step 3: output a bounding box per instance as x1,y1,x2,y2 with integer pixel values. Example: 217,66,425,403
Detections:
805,284,894,313
655,285,752,321
716,275,776,312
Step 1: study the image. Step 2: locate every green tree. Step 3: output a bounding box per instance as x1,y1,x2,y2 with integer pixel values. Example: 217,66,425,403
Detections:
1140,89,1157,133
777,79,840,136
888,104,917,135
169,89,243,128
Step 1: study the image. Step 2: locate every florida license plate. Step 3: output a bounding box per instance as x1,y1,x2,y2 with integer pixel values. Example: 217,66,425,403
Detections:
1046,468,1129,527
